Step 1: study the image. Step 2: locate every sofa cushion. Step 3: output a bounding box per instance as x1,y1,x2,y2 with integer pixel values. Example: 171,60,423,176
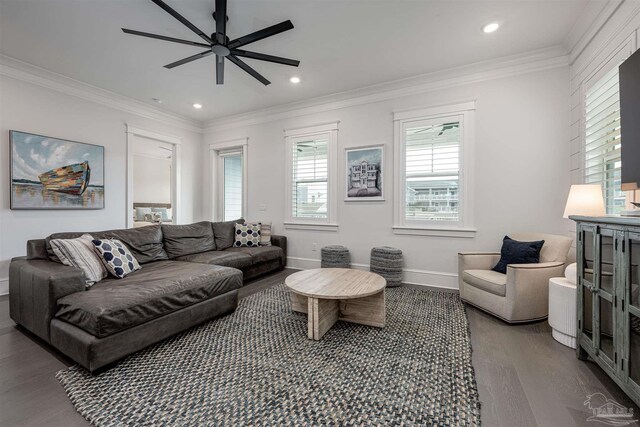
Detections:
225,246,284,264
162,222,216,259
174,250,252,269
212,219,244,250
463,269,507,297
46,225,168,265
55,261,242,338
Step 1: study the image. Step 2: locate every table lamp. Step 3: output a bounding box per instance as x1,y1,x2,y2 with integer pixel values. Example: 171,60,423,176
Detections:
563,184,606,218
563,184,605,284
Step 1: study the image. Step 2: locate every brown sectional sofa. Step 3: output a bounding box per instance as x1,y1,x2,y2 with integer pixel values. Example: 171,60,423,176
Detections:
9,219,286,372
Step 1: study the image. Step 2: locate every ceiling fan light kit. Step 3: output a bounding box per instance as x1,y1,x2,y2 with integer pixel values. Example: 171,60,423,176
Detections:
122,0,300,86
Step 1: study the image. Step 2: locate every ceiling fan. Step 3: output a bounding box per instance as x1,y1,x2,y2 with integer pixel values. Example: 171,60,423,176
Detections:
122,0,300,86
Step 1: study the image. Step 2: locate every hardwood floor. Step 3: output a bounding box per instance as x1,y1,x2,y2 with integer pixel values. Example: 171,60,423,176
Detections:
0,269,637,426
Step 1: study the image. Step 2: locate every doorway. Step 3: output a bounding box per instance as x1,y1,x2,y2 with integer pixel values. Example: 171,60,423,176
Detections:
126,125,181,228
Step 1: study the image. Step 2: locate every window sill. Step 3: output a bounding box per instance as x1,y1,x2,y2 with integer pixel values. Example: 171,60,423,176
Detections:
392,225,476,238
284,222,339,232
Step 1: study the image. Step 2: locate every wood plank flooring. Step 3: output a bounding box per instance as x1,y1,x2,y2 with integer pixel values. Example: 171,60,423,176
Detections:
0,268,638,426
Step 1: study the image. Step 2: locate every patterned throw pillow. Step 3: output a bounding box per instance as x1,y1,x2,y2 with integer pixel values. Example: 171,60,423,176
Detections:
234,223,261,247
92,239,141,279
249,221,272,246
50,234,108,286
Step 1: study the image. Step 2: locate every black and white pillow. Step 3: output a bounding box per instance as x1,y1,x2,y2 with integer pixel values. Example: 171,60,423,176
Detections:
92,238,141,279
233,223,261,247
50,234,108,286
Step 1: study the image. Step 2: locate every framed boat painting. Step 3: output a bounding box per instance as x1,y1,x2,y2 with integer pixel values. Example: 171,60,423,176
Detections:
10,130,105,210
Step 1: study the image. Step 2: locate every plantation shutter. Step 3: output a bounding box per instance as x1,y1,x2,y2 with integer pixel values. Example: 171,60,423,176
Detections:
585,66,624,214
292,137,328,218
404,120,460,222
222,152,242,221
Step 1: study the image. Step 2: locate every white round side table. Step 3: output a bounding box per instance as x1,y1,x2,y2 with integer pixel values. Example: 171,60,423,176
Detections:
548,277,577,349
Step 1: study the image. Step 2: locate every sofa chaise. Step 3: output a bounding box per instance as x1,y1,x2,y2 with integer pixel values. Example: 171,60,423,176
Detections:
9,219,286,372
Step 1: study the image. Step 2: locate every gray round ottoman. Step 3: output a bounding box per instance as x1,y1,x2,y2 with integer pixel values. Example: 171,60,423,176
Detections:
370,246,403,287
321,245,350,268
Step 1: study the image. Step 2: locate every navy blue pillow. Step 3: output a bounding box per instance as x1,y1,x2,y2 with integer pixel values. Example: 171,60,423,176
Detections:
492,236,545,274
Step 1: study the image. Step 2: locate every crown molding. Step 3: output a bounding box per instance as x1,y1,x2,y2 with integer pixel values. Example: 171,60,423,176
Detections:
564,0,640,65
563,0,623,65
0,55,202,133
567,0,640,79
203,45,569,133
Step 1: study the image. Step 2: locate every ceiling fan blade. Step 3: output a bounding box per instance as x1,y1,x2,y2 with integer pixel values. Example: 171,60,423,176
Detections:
227,20,294,49
122,29,211,48
227,55,270,85
164,50,213,69
230,49,299,67
150,0,213,44
216,55,224,85
214,0,227,44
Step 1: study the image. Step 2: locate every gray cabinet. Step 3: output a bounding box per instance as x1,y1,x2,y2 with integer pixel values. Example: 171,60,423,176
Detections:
574,216,640,407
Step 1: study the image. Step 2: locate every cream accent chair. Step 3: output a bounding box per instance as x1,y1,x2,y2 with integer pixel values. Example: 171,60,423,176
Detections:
458,233,573,323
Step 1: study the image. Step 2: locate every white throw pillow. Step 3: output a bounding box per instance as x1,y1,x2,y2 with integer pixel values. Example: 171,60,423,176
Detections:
50,234,108,285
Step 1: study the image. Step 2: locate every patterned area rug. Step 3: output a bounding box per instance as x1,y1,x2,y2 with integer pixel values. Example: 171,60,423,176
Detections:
57,284,481,426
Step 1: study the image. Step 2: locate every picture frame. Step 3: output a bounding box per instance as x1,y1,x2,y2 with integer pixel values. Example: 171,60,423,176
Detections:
10,130,105,210
345,144,384,201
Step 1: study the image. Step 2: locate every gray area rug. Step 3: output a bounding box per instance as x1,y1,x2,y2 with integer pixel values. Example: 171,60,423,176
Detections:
57,284,481,426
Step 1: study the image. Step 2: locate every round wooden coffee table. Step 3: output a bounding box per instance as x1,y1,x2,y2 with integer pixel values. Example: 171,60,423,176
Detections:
285,268,386,340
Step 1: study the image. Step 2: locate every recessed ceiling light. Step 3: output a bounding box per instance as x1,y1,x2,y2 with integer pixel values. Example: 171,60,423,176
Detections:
290,76,301,84
482,22,500,34
151,97,163,104
193,103,203,109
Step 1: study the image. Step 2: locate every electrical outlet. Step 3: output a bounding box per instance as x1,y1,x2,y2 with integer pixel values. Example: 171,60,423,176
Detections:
258,204,267,212
312,243,318,251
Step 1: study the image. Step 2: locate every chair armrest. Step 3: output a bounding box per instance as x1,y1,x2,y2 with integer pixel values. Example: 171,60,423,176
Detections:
507,261,565,270
9,258,86,343
504,261,566,320
270,235,287,267
458,252,501,270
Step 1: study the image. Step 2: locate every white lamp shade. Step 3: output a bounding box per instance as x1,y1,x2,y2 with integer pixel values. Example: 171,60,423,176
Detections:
563,184,606,218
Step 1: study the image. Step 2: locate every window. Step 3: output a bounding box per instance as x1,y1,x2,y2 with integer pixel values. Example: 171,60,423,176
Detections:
584,66,626,214
285,122,338,230
221,151,243,221
210,138,247,222
393,102,475,237
291,138,328,219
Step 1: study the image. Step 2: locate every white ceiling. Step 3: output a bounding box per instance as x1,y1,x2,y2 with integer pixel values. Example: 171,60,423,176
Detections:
0,0,597,122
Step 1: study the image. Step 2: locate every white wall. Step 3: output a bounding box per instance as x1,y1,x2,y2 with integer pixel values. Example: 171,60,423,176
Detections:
204,66,571,288
133,154,171,204
0,74,204,293
566,0,640,244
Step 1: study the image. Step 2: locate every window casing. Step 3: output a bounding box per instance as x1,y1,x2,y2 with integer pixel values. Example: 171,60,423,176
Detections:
285,122,338,230
393,102,475,237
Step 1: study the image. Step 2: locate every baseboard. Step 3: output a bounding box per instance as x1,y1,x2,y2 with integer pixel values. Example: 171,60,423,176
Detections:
285,257,459,291
0,278,8,296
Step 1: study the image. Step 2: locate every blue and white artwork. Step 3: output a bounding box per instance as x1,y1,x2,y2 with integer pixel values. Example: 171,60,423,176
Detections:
345,145,384,201
10,131,105,209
